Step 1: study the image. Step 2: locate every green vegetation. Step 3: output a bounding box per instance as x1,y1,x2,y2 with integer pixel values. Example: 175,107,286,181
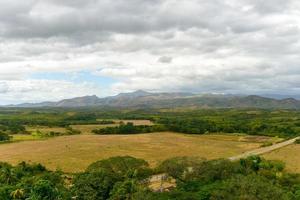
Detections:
0,132,11,142
156,112,299,137
97,120,116,125
0,108,299,138
1,156,300,199
92,122,166,135
294,139,300,144
0,121,26,134
0,162,70,199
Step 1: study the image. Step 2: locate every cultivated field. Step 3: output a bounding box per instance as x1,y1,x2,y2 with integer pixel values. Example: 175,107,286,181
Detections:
0,132,276,172
264,144,300,173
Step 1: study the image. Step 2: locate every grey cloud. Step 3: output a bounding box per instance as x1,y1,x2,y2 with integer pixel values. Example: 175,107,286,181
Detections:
0,0,300,102
158,56,173,63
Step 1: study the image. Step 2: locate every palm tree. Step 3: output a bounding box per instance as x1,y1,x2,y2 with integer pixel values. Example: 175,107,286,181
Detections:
0,167,16,184
10,188,25,199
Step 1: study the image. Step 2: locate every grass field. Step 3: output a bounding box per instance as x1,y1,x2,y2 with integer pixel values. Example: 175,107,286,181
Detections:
264,144,300,173
26,126,67,134
0,132,275,173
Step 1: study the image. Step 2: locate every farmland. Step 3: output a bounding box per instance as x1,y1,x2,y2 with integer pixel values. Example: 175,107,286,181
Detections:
264,144,300,173
0,132,275,172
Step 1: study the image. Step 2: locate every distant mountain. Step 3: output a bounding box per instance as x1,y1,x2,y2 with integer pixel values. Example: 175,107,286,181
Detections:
7,90,300,109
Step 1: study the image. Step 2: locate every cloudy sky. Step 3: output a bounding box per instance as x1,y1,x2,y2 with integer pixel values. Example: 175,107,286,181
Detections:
0,0,300,104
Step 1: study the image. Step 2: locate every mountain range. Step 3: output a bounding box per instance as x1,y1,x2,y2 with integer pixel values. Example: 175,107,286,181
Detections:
8,90,300,109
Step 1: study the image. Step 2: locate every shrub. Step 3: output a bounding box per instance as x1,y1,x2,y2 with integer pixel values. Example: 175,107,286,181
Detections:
295,139,300,144
0,132,11,142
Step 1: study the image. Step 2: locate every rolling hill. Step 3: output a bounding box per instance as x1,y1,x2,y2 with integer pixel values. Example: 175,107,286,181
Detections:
8,90,300,109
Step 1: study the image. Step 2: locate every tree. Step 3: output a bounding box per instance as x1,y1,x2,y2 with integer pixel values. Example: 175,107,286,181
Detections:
72,170,118,200
0,132,11,142
210,174,291,200
10,188,25,199
29,179,61,200
87,156,152,180
109,179,140,200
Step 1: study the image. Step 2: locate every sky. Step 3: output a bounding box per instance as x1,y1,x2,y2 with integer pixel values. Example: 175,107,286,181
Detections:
0,0,300,104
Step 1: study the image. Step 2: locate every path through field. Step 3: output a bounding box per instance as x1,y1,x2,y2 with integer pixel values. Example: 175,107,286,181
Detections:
149,136,300,190
229,136,300,160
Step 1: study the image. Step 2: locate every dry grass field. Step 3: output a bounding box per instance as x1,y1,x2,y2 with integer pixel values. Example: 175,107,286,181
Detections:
26,126,67,134
264,144,300,173
0,132,275,173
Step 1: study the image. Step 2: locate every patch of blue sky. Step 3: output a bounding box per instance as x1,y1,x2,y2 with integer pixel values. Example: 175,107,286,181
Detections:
30,71,116,88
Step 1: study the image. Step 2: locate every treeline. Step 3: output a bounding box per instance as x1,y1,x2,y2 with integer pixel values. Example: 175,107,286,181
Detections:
0,132,11,142
92,118,298,138
92,122,166,135
156,117,299,137
0,108,299,138
0,121,26,134
1,156,300,199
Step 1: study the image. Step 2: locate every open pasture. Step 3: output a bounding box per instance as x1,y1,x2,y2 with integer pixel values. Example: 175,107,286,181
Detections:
264,144,300,173
0,132,275,173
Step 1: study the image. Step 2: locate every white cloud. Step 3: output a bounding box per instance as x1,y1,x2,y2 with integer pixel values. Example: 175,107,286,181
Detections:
0,0,299,103
0,79,102,104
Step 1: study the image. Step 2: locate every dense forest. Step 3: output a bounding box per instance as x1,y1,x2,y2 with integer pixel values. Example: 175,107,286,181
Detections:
92,122,166,135
1,156,300,199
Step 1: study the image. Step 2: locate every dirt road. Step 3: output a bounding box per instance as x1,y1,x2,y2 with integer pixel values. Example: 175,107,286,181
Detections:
148,136,300,189
229,136,300,161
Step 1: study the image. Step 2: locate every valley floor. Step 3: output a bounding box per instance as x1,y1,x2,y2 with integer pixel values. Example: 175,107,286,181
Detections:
0,132,271,172
264,144,300,173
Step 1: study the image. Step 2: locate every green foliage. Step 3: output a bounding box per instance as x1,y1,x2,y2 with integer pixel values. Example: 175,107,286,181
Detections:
0,162,70,200
210,174,291,200
73,156,152,200
157,157,205,181
72,170,118,200
0,132,11,142
87,156,152,180
97,120,115,125
0,108,299,138
92,122,166,135
1,156,300,199
109,179,140,200
295,139,300,144
157,118,217,134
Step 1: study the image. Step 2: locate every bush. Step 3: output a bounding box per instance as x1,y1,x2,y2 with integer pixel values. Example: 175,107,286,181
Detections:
260,141,273,147
295,139,300,144
0,132,11,142
92,123,166,135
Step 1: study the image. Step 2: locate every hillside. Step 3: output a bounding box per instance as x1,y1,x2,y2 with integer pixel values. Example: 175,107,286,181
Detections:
9,90,300,109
